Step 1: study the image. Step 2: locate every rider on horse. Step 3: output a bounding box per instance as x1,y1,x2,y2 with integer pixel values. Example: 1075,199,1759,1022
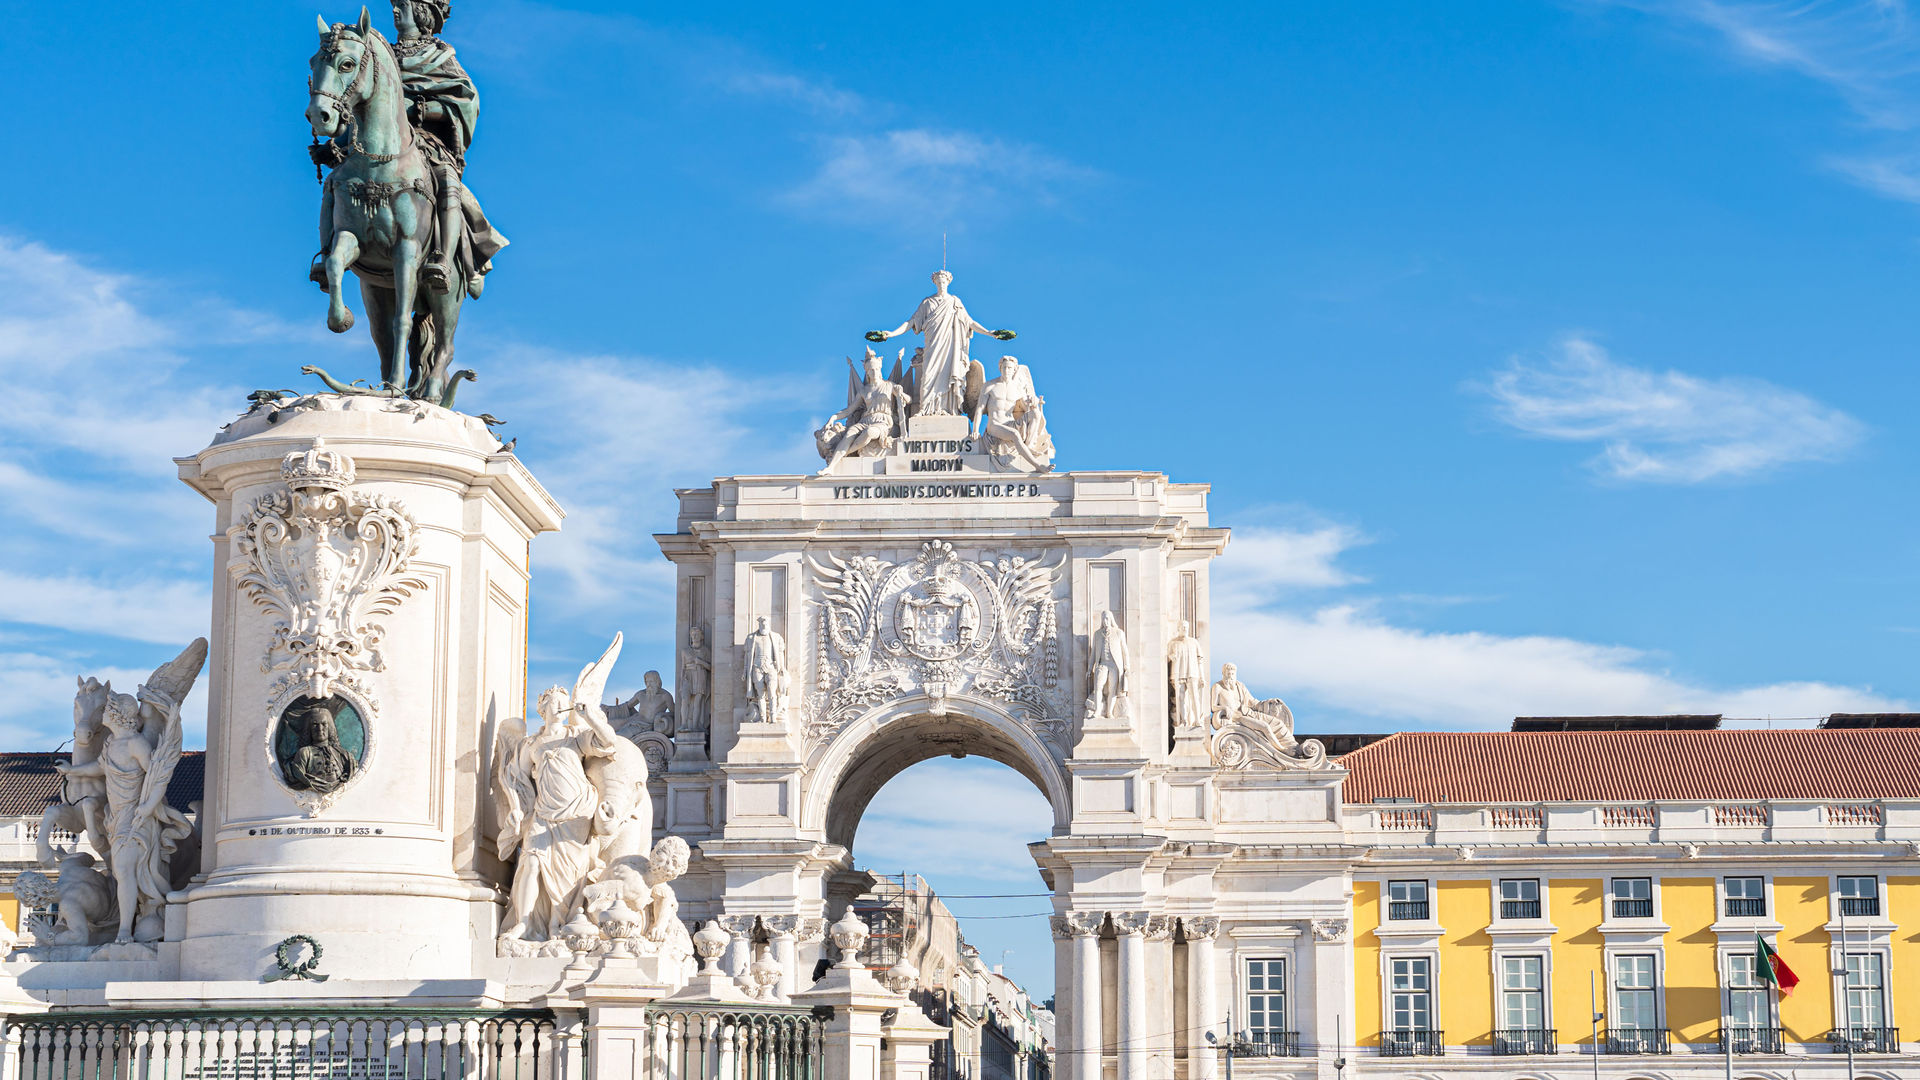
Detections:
311,0,506,298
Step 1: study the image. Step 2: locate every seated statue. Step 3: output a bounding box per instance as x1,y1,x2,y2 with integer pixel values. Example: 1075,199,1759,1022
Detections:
977,356,1053,471
816,349,909,472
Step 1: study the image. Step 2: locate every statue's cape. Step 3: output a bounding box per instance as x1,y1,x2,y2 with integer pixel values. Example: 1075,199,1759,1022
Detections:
398,39,479,157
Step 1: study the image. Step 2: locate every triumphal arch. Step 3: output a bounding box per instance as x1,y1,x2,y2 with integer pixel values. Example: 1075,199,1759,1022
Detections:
652,272,1356,1080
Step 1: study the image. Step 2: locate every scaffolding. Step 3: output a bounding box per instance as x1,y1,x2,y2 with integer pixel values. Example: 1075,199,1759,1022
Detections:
854,872,927,971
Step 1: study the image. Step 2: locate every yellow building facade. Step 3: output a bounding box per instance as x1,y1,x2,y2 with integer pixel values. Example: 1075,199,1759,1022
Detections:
1327,727,1920,1077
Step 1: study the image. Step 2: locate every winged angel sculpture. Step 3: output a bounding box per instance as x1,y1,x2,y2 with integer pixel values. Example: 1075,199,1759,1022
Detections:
492,633,672,957
45,639,207,945
815,348,911,472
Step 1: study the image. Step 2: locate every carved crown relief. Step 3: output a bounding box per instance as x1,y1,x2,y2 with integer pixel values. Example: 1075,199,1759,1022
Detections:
228,440,427,809
808,541,1067,754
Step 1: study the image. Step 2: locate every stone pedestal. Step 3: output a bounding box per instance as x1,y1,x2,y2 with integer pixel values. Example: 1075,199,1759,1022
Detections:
172,396,562,982
879,1004,947,1080
790,961,906,1080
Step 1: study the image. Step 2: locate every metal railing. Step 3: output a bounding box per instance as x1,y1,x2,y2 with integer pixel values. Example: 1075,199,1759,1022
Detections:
1499,899,1541,920
1492,1028,1555,1055
1611,898,1653,919
1233,1031,1300,1058
640,1003,825,1080
1720,1026,1785,1054
1724,898,1767,918
9,1009,562,1080
1380,1029,1443,1057
1829,1027,1900,1053
1840,896,1881,918
1386,900,1428,921
1604,1027,1670,1055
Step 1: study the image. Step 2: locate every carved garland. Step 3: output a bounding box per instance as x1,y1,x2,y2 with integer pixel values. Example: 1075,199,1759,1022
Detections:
808,541,1067,754
228,440,426,808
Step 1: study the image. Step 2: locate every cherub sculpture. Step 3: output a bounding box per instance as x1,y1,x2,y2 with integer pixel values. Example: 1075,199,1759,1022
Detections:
816,349,910,472
56,639,205,944
582,835,691,944
492,633,650,954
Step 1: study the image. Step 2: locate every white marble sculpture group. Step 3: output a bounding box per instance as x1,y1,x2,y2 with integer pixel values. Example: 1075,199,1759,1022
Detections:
492,632,693,965
16,641,208,954
816,271,1054,472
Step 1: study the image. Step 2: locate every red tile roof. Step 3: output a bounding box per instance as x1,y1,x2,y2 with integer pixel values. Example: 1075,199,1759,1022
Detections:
1340,729,1920,805
0,753,205,818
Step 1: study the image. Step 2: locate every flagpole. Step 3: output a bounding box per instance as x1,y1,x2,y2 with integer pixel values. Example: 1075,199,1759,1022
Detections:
1589,970,1600,1080
1841,901,1855,1080
1722,953,1732,1080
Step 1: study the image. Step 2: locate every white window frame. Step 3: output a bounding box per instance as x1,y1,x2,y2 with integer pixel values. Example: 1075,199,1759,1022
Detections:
1826,943,1896,1037
1841,951,1889,1032
1718,944,1779,1034
1720,875,1768,920
1380,951,1440,1037
1239,955,1290,1039
1605,949,1665,1034
1495,877,1545,923
1831,874,1889,923
1385,879,1432,922
1496,952,1550,1034
1609,876,1657,921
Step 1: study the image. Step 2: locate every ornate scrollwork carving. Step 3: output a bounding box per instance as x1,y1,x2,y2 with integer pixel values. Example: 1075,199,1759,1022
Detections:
808,541,1066,752
228,439,428,710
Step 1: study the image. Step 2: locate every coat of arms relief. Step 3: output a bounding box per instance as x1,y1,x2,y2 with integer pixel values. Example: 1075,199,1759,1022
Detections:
807,541,1068,755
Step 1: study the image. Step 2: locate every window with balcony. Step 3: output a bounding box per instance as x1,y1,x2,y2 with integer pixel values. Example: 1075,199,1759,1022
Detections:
1844,953,1888,1037
1241,957,1294,1056
1495,955,1552,1054
1838,876,1881,919
1387,956,1437,1053
1723,950,1780,1053
1724,877,1766,919
1386,880,1429,922
1614,955,1659,1034
1611,877,1653,919
1499,878,1541,920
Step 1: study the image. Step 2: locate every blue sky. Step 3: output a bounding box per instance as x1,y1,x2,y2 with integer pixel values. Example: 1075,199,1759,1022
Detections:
4,0,1919,997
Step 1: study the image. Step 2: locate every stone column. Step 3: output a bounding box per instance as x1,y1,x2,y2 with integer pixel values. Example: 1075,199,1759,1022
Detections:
1066,912,1105,1080
1144,916,1176,1079
1113,910,1151,1080
1050,916,1076,1077
766,915,801,1000
1184,917,1221,1080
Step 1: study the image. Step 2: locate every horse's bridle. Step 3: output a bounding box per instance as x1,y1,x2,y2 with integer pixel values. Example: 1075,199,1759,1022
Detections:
309,27,413,165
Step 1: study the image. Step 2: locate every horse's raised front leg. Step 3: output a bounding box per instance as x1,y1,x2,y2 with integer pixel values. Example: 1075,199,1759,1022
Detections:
324,230,361,333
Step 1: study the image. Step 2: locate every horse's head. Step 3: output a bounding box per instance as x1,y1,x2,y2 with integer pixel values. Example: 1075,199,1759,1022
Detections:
307,8,383,139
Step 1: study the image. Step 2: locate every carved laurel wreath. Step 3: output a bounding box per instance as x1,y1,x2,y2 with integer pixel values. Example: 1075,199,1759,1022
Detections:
265,934,329,982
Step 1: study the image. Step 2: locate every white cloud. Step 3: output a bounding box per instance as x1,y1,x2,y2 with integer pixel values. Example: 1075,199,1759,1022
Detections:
722,71,865,116
470,346,818,624
0,572,208,646
1211,507,1907,729
1600,0,1920,200
1221,525,1370,591
1215,602,1907,729
784,129,1094,228
856,760,1054,883
1482,336,1864,482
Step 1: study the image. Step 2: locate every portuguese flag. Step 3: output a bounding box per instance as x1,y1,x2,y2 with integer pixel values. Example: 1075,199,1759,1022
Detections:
1756,934,1799,997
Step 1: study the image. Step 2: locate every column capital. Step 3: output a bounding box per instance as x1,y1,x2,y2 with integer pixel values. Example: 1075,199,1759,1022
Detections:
1063,911,1106,937
1310,917,1349,943
716,914,758,935
1144,915,1175,941
1180,915,1220,941
764,914,802,937
797,916,828,943
1111,909,1152,936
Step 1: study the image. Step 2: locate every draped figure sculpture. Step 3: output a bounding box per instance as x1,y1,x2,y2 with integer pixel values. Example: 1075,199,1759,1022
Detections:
866,271,1015,418
493,634,628,954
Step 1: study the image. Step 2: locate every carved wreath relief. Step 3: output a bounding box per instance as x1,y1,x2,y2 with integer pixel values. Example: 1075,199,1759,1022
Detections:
228,439,424,811
809,541,1068,753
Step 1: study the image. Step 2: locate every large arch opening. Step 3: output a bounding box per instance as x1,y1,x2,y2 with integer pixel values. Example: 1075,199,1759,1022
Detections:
806,702,1066,1070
